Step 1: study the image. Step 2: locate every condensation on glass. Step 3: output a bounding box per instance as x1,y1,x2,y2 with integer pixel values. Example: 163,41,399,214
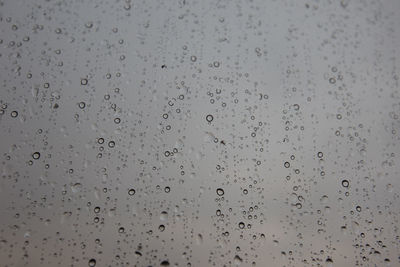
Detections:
0,0,399,266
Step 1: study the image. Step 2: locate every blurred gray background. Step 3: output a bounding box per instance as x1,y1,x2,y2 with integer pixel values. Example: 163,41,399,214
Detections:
0,0,399,266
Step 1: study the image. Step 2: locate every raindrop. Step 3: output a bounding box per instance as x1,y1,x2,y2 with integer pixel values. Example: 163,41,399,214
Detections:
32,152,40,160
216,188,224,196
284,162,290,168
71,183,82,193
234,255,243,265
10,111,18,118
160,211,168,221
128,189,135,196
108,141,115,148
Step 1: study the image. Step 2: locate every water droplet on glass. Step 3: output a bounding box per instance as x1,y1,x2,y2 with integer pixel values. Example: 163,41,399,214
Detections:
341,179,349,188
88,259,96,266
206,114,214,123
216,188,224,196
32,152,40,160
128,189,135,196
10,111,18,118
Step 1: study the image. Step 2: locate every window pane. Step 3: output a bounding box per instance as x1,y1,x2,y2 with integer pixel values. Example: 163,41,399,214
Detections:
0,0,399,266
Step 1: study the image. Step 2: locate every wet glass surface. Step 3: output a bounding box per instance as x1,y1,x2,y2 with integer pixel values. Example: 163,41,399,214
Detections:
0,0,400,266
